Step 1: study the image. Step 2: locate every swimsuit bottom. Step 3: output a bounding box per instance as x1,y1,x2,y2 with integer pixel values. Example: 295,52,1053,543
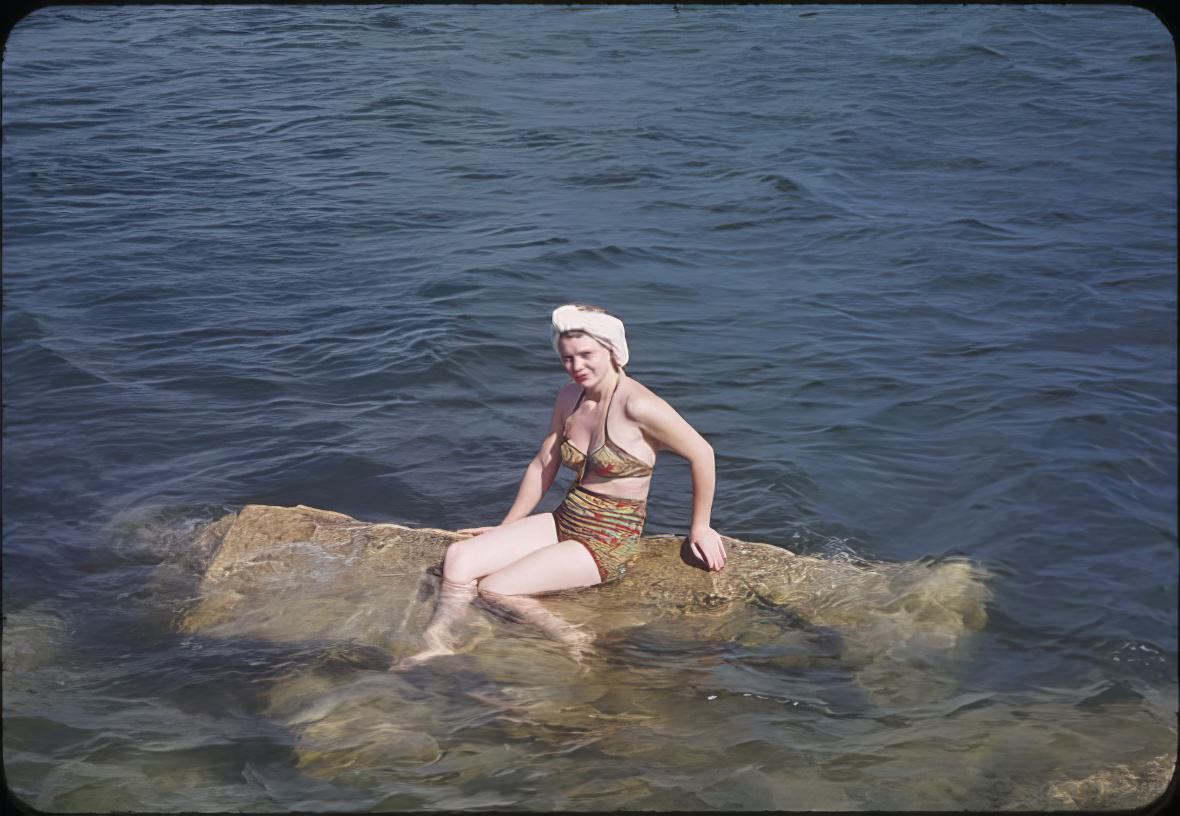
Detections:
553,483,647,583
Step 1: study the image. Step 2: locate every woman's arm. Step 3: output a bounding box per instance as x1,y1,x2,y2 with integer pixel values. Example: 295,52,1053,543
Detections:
628,392,726,571
499,423,563,525
458,387,572,534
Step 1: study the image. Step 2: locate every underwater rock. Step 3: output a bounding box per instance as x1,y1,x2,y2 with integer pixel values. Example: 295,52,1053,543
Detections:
262,671,443,785
1046,753,1175,809
172,503,997,780
2,602,72,673
166,506,1172,806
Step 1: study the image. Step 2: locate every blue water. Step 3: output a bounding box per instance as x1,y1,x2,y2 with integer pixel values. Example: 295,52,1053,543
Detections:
3,4,1176,810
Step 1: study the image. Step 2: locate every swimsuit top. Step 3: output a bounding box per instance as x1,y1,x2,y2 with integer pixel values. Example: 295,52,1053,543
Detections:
560,382,655,482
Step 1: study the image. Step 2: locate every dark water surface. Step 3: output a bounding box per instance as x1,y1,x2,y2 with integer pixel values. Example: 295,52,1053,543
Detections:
3,4,1176,811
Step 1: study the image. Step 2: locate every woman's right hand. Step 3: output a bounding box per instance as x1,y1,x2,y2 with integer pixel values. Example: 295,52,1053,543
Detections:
455,526,496,538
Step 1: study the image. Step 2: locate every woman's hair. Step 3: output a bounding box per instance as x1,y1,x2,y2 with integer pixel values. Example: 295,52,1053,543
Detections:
556,304,624,371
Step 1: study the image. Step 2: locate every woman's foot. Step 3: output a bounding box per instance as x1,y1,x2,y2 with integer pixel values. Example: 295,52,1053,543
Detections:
563,625,595,664
395,577,477,669
393,643,454,669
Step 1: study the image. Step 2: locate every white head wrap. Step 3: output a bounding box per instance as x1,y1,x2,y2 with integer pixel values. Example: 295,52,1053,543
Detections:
551,304,629,368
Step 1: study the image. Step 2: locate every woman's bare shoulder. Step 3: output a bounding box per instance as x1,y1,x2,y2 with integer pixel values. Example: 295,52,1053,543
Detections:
619,378,671,420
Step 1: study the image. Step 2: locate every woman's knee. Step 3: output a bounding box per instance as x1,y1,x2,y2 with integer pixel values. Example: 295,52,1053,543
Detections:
477,572,519,598
441,540,482,585
441,514,560,586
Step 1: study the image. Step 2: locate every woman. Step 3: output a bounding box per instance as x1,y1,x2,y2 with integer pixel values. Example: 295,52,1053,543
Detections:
403,303,724,664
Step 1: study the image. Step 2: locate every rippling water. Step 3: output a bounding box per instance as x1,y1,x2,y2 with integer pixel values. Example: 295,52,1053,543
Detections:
3,4,1176,811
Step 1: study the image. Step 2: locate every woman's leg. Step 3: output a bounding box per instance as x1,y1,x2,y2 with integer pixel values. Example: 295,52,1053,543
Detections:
406,577,477,663
477,541,603,662
399,513,560,666
478,539,602,596
441,513,561,585
480,591,595,663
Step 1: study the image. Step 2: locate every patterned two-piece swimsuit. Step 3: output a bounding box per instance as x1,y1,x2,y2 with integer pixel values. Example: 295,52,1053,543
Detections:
553,382,654,583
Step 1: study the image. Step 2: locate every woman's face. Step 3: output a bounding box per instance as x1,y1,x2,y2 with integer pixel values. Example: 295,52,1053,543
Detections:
557,334,614,389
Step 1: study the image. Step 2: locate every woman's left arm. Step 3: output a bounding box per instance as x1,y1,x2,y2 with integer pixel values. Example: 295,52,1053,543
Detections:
629,393,726,571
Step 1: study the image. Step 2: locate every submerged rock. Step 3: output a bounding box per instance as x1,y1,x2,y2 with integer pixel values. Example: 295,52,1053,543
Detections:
173,504,995,787
1047,753,1175,809
162,506,1173,807
2,602,72,673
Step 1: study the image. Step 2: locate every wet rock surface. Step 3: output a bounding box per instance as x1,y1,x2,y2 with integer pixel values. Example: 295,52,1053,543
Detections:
178,503,991,652
157,505,1175,808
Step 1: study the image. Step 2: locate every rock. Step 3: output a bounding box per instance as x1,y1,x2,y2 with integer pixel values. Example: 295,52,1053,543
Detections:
2,602,71,673
262,671,443,785
164,506,1172,806
1047,753,1176,809
178,504,992,656
173,503,996,785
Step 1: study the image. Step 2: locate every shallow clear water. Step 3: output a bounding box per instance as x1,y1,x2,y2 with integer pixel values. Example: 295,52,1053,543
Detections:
2,3,1176,811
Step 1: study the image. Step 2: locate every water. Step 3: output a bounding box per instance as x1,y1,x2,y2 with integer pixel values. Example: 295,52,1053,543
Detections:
2,3,1175,810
